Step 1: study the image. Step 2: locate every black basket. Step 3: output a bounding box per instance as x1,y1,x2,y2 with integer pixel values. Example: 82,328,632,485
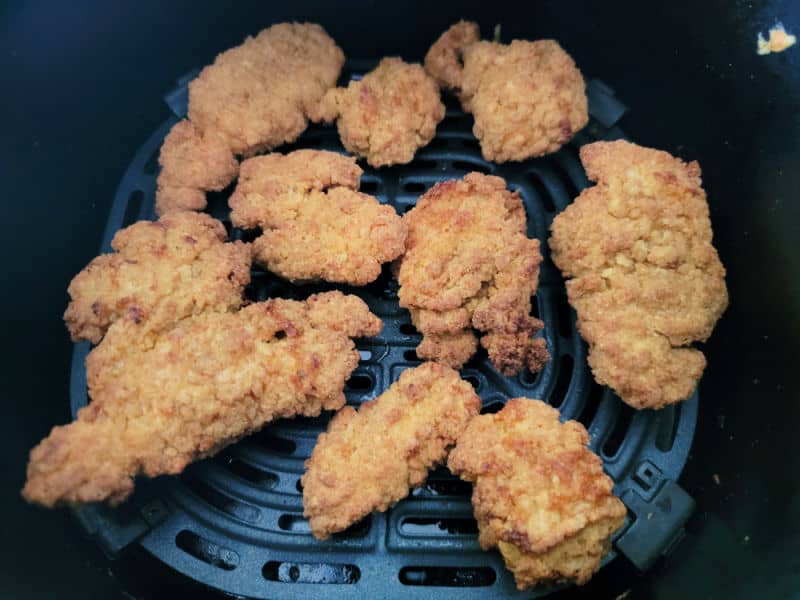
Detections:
70,62,697,599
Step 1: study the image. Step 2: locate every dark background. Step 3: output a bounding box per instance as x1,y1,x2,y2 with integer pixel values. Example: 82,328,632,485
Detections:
2,0,798,598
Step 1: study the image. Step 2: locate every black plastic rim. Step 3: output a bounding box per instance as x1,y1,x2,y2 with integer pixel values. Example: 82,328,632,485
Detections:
69,63,698,599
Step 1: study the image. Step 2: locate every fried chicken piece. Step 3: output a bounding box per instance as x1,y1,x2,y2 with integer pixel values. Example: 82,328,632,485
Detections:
424,20,480,91
190,23,344,156
23,292,382,507
425,23,587,162
229,149,406,284
310,57,445,167
63,211,251,344
155,120,239,215
397,173,549,375
448,398,627,589
302,362,481,539
155,23,344,213
549,141,728,409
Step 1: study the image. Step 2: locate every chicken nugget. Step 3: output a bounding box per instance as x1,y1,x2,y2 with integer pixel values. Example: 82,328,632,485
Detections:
448,398,627,589
64,211,251,344
156,23,344,214
302,362,481,539
311,57,445,167
425,23,587,162
549,141,728,409
229,149,406,285
23,292,381,507
397,172,549,375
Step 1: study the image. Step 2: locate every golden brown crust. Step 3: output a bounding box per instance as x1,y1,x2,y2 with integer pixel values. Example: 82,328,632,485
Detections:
63,212,251,344
448,398,627,589
424,20,480,90
229,150,406,284
189,23,344,156
460,39,588,162
549,141,728,409
302,362,481,539
310,58,445,167
397,173,549,374
155,120,239,215
24,292,382,507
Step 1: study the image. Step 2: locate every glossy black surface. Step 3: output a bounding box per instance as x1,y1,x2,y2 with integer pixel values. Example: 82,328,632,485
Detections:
3,1,799,598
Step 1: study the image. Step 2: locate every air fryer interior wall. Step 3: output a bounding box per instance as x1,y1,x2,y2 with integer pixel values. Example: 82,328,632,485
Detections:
2,1,798,599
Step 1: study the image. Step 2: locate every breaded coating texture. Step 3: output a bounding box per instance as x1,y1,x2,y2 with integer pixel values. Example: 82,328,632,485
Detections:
23,292,382,507
424,20,480,91
461,40,588,162
425,23,588,162
302,362,481,539
310,58,445,167
398,173,549,375
448,398,627,589
229,150,406,284
189,23,344,156
550,141,728,409
155,120,239,215
64,212,251,344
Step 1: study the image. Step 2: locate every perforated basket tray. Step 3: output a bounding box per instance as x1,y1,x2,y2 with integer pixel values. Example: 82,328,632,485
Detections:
70,61,697,599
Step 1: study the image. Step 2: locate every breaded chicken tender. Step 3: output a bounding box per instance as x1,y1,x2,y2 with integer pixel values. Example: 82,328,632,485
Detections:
155,120,239,214
310,58,445,167
229,149,406,284
302,362,481,539
23,292,381,507
448,398,627,589
425,23,588,162
155,23,344,214
398,173,549,375
64,211,251,344
550,141,728,409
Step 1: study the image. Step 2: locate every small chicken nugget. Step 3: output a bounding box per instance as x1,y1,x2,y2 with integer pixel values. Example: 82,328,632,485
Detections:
311,57,445,167
448,398,627,589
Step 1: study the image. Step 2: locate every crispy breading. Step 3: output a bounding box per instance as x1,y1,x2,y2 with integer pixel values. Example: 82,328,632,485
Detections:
448,398,627,589
189,23,344,156
424,20,480,90
310,58,445,167
229,149,406,284
549,141,728,409
397,173,549,374
155,23,344,213
23,292,382,507
302,362,481,539
425,23,587,162
63,212,251,344
155,120,239,215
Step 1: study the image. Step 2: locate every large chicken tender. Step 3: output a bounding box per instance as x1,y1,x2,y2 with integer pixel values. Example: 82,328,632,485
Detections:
398,173,549,375
549,141,728,409
229,150,406,285
425,23,588,162
64,211,251,344
302,362,481,539
311,57,445,167
448,398,627,589
23,292,382,507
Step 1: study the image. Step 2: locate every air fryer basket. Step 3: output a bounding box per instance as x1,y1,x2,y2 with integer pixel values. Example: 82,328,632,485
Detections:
68,62,699,599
